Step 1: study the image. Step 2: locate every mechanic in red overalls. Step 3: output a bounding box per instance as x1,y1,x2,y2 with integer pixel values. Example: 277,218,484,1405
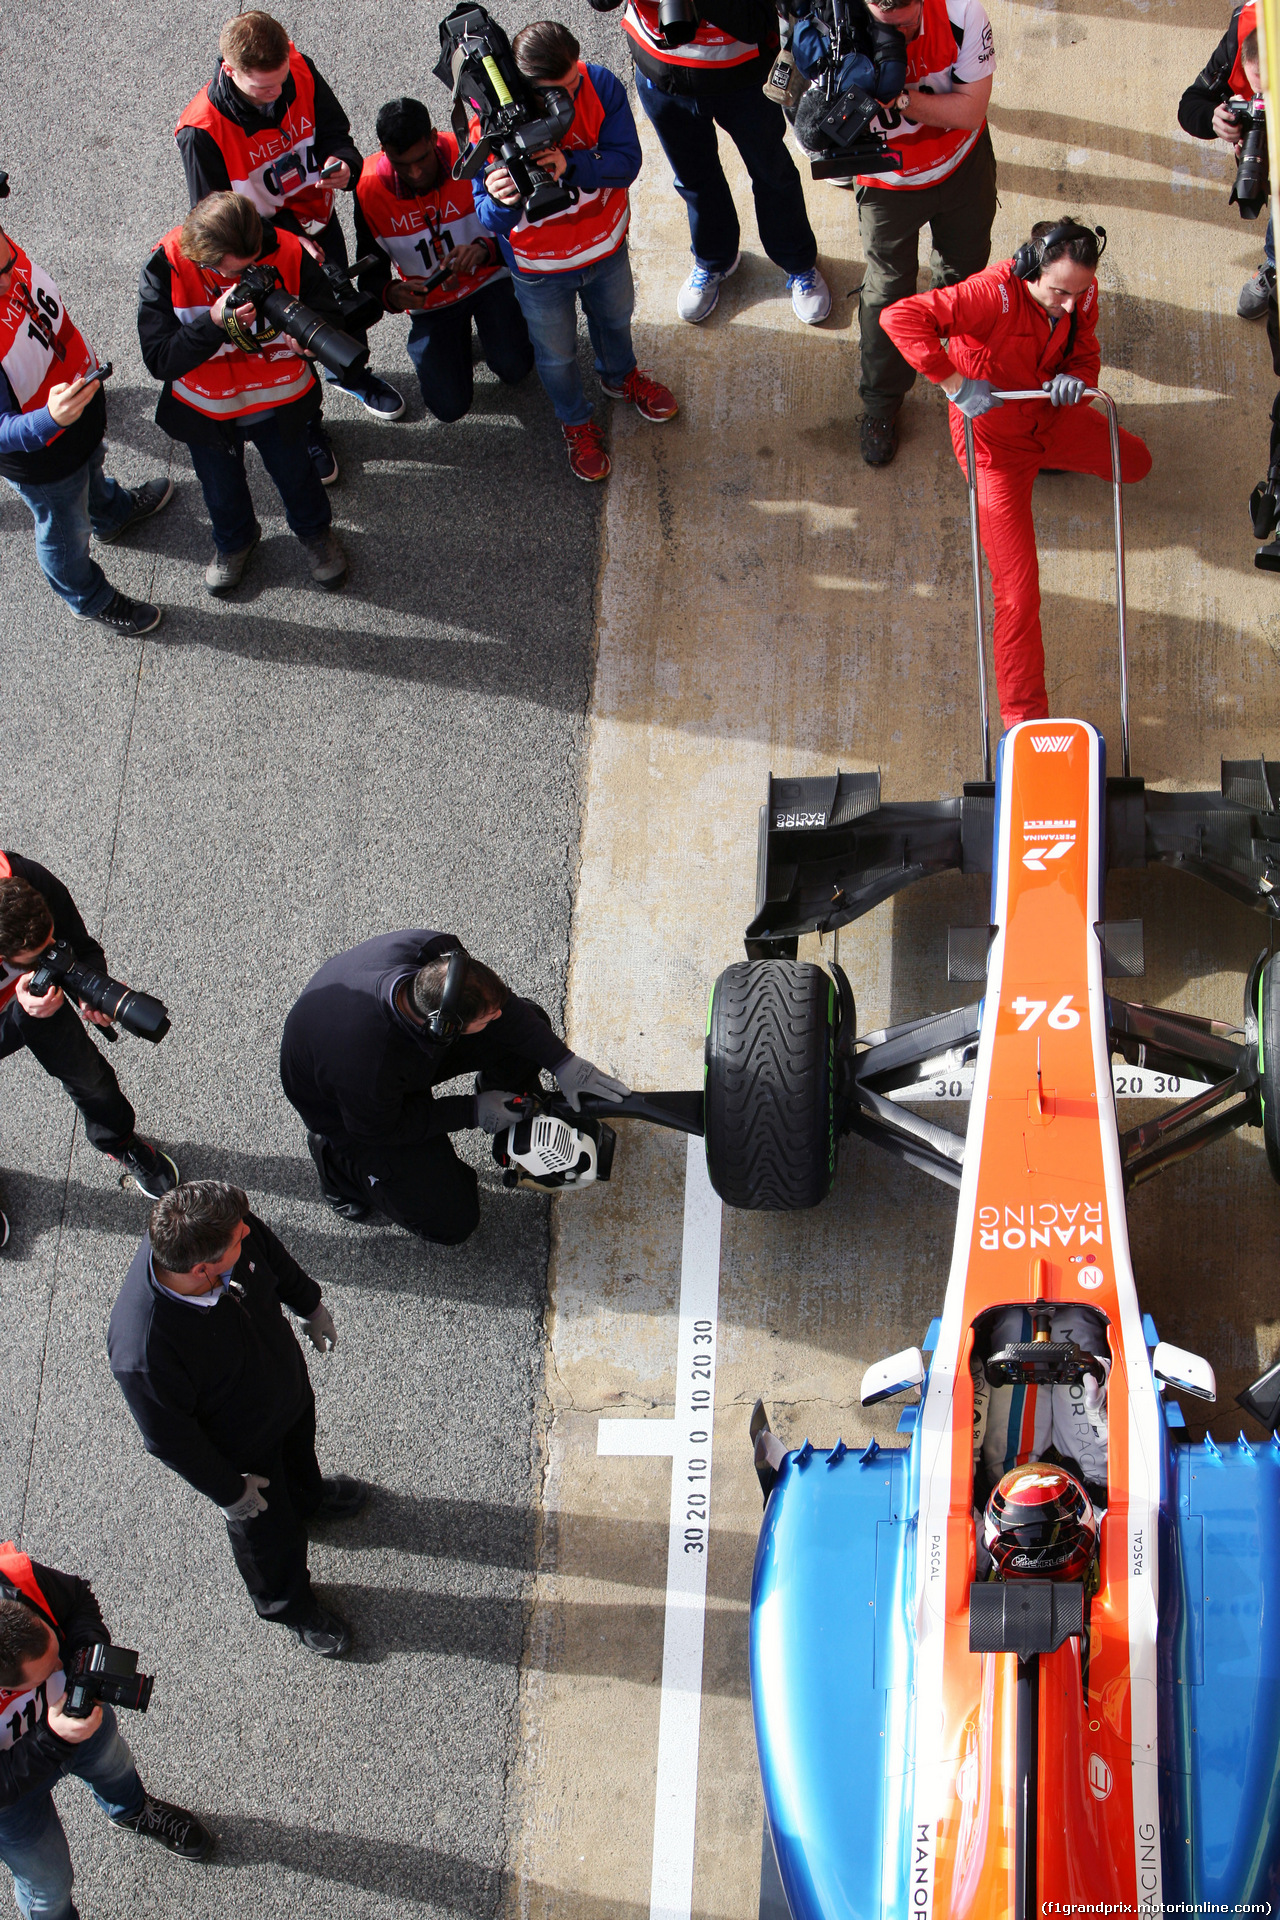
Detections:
881,218,1152,726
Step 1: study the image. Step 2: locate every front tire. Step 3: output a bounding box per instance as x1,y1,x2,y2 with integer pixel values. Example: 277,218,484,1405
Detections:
1259,952,1280,1181
704,960,836,1210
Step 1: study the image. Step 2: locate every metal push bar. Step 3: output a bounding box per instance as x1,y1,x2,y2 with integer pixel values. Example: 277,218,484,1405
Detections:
962,389,1130,780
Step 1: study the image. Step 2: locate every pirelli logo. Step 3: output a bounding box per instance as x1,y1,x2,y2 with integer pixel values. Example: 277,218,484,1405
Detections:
1030,734,1073,753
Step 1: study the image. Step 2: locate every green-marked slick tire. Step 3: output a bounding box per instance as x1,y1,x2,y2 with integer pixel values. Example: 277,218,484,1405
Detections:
704,960,836,1211
1259,952,1280,1182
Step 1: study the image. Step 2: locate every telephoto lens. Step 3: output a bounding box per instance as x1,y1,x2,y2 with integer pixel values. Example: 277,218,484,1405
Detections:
1232,97,1269,218
258,287,368,380
657,0,699,47
24,939,171,1043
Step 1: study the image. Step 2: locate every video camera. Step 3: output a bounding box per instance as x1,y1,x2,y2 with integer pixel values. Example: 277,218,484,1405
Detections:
62,1643,154,1719
1229,94,1269,219
435,4,578,223
221,262,367,381
25,938,170,1044
790,0,901,180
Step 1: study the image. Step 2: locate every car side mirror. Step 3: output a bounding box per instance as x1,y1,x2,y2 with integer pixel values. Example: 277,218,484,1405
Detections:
861,1346,926,1407
1152,1341,1216,1403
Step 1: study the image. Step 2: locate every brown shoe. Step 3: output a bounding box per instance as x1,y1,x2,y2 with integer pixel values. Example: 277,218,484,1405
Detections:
859,413,899,467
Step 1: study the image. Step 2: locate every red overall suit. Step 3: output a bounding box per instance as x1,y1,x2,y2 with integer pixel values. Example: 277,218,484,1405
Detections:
881,261,1151,725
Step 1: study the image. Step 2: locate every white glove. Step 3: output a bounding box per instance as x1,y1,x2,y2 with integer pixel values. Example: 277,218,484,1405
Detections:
304,1304,337,1353
1082,1368,1108,1441
474,1088,520,1133
554,1051,630,1112
220,1474,269,1522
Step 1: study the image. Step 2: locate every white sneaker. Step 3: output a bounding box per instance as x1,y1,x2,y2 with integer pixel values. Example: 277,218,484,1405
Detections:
788,266,832,325
676,252,741,323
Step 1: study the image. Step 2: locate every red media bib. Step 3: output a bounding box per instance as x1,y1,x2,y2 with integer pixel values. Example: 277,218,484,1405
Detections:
176,47,336,234
355,136,505,311
506,66,631,274
159,227,318,421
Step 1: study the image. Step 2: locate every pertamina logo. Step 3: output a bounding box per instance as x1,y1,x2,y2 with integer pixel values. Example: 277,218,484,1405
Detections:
1030,735,1073,753
1022,816,1076,871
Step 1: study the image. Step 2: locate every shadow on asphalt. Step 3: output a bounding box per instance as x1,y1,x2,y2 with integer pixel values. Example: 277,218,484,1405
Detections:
211,1811,654,1915
317,1578,750,1695
312,1485,757,1600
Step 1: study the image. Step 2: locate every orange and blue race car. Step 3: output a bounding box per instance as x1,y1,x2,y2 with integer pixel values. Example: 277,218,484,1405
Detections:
699,716,1280,1920
695,397,1280,1920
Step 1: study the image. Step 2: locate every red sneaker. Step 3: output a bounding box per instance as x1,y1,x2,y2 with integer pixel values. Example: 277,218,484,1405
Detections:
563,419,611,482
600,367,679,422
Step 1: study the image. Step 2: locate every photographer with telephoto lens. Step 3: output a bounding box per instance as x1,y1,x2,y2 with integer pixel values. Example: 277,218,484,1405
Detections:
176,10,406,446
1178,2,1273,320
0,1543,211,1919
471,19,677,481
138,192,349,595
0,858,178,1212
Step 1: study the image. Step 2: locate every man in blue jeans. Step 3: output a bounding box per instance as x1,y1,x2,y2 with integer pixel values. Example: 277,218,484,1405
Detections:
472,20,677,482
0,229,172,637
138,192,347,594
589,0,830,326
0,1546,210,1919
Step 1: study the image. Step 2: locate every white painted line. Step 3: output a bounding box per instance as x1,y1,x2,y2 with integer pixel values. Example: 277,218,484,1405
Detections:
596,1419,677,1456
649,1136,723,1920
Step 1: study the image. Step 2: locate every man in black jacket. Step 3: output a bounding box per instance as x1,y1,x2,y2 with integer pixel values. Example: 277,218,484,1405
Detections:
108,1181,362,1657
1178,2,1272,320
589,0,831,326
0,855,178,1204
0,223,172,638
175,8,404,434
280,933,629,1245
0,1547,211,1915
138,192,348,596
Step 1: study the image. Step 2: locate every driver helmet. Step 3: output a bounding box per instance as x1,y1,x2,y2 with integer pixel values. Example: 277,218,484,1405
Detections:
982,1463,1098,1581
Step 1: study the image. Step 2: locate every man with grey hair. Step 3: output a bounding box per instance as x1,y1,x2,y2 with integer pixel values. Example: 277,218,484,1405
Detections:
107,1181,363,1658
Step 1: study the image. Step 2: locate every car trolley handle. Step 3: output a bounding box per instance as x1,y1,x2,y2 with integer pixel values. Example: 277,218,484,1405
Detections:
962,387,1130,780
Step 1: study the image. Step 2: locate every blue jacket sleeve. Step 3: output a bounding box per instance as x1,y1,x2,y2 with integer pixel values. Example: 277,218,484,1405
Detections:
562,65,642,194
0,367,57,457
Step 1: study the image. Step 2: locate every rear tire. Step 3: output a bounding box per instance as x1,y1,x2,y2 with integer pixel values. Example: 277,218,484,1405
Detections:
704,960,836,1210
1259,953,1280,1182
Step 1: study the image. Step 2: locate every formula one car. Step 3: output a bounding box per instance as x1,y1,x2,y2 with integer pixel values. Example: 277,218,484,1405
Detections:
699,396,1280,1920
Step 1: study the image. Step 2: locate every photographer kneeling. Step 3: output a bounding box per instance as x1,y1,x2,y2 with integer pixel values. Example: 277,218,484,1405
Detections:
138,192,348,596
0,857,177,1205
881,217,1151,728
0,1545,210,1918
354,96,533,424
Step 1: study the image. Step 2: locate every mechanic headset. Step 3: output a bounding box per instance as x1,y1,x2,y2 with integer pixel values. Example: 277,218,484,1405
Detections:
427,945,470,1042
1011,218,1107,282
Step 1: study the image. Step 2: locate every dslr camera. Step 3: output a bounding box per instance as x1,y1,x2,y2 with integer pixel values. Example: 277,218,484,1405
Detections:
319,253,385,338
62,1643,154,1719
1229,94,1269,219
436,4,579,223
221,263,368,381
24,939,170,1044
